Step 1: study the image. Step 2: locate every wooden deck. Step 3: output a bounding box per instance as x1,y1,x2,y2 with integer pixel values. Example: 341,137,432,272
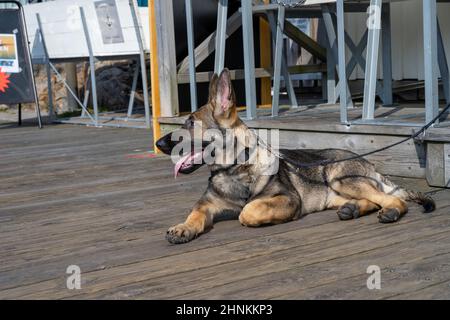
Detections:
1,122,450,299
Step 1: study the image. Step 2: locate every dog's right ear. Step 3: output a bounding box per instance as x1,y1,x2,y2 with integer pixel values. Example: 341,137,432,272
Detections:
210,69,236,117
207,73,219,104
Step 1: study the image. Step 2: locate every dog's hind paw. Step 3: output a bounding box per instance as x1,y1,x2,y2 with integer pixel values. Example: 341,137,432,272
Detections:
337,203,360,221
166,224,197,244
377,208,401,223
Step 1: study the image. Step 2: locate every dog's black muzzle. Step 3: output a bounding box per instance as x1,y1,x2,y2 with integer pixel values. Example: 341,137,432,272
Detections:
155,132,178,155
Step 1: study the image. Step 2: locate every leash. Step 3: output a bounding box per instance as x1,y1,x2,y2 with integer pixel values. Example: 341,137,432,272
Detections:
254,103,450,169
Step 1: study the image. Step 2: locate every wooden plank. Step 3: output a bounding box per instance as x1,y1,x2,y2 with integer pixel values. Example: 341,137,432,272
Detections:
158,105,441,136
155,231,450,299
3,205,448,299
149,0,162,152
445,143,450,186
274,248,450,300
426,142,446,186
2,189,449,297
244,105,431,136
392,279,450,299
1,123,449,299
177,65,327,84
278,130,426,178
155,0,179,116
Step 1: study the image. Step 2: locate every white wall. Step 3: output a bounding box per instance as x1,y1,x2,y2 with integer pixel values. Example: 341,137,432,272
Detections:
345,0,450,80
24,0,149,61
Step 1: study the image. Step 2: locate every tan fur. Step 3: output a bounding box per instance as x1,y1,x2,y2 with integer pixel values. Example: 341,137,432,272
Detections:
328,194,380,216
329,180,408,216
239,195,299,227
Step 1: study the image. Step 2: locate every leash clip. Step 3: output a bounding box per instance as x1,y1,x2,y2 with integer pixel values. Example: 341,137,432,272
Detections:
413,128,426,144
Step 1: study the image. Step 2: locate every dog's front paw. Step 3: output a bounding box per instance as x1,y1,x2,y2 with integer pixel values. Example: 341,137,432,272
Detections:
166,224,197,244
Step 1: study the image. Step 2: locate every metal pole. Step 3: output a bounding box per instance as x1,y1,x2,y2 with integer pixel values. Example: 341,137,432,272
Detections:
259,0,272,106
336,0,348,123
127,60,140,118
81,89,89,118
271,5,285,117
340,30,368,100
80,7,99,126
17,1,42,128
343,30,385,102
321,4,353,109
185,0,198,111
325,37,336,104
437,19,450,105
130,0,151,128
362,0,382,120
423,0,439,124
282,52,298,109
267,8,297,111
214,0,228,73
36,13,52,123
381,2,393,106
241,0,257,119
18,103,22,126
48,62,96,123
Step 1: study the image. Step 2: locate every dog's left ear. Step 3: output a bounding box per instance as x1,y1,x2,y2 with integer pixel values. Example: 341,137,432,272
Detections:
213,68,235,117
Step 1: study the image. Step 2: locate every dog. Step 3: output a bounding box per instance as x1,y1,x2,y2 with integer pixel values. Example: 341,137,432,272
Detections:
156,69,435,244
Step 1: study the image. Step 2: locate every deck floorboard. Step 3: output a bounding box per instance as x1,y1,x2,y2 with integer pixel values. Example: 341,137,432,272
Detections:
0,123,449,299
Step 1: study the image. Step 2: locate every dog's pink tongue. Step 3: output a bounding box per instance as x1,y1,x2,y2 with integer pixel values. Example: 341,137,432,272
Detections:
174,153,192,178
173,152,202,178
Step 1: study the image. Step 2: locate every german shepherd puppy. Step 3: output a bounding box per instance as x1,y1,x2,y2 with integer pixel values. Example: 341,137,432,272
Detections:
156,69,435,244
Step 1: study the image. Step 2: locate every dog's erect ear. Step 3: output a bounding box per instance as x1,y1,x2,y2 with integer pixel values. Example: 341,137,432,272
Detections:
210,69,235,116
208,73,219,103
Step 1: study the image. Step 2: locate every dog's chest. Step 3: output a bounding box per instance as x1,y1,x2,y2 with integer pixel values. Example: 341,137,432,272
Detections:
209,170,252,201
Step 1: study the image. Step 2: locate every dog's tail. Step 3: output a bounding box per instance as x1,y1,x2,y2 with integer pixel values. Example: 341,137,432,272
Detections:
394,188,436,213
379,175,436,213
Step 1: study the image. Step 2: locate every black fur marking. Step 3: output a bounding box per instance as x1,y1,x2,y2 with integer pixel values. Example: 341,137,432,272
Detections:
209,170,252,201
214,209,241,222
422,198,436,213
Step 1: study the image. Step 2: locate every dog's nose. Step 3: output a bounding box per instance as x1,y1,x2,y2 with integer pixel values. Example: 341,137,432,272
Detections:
155,133,172,155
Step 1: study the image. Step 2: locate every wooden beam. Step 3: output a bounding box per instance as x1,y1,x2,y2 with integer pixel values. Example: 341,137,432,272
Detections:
178,64,327,84
258,14,326,62
259,0,272,105
155,0,179,117
149,0,162,152
288,64,327,74
426,142,450,187
284,19,326,61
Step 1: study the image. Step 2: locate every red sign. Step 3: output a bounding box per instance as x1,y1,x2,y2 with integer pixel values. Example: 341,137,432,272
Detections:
0,69,10,93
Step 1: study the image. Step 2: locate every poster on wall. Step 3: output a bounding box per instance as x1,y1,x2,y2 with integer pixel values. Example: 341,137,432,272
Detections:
0,33,20,73
0,6,37,105
95,0,125,44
